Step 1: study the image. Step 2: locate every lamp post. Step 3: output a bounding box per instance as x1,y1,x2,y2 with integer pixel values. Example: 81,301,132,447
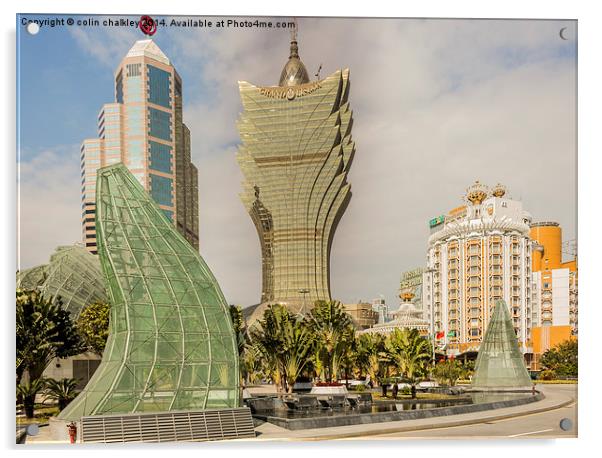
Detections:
424,267,437,367
298,288,310,316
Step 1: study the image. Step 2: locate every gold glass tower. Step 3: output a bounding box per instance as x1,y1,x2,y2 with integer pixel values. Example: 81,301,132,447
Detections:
237,33,355,320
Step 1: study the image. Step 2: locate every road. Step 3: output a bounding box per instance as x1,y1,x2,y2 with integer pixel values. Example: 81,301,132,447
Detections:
370,384,577,439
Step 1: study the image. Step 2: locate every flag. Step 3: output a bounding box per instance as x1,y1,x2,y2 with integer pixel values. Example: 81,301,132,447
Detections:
435,331,444,340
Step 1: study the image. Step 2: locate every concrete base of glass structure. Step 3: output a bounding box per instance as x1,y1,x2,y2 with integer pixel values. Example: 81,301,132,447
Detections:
48,417,76,442
50,407,255,443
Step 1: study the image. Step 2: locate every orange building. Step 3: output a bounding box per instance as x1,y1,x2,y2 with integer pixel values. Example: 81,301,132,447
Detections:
528,222,577,371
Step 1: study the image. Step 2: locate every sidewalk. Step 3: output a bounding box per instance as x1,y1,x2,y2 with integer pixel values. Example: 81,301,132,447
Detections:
25,385,576,444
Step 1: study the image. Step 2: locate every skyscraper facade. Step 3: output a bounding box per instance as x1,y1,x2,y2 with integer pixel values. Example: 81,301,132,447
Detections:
237,35,355,321
81,40,199,254
424,182,534,356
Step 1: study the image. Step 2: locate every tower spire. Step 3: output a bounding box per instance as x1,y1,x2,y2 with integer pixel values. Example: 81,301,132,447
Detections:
289,18,299,58
278,17,310,86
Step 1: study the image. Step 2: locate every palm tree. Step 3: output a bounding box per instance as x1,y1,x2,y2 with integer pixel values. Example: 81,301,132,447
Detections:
281,320,315,393
17,378,47,418
308,301,354,383
250,304,315,394
358,333,388,387
385,328,432,398
16,289,83,384
43,378,79,411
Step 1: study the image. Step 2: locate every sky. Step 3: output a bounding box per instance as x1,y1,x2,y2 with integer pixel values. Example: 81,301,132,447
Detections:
16,15,577,309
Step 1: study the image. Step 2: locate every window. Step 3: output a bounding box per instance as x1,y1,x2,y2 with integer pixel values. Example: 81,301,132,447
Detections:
150,174,173,207
149,141,173,173
115,70,123,103
148,108,172,141
147,65,172,108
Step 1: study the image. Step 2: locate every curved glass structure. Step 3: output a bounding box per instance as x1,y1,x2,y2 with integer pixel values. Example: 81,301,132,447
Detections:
16,244,107,319
472,300,532,389
237,38,355,320
59,164,238,421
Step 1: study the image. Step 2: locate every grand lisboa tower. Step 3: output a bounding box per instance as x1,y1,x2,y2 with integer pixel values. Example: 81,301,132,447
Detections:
237,28,355,322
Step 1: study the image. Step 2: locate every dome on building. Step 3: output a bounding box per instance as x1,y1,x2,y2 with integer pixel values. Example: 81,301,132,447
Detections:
465,180,489,205
16,244,107,319
360,295,429,336
491,183,507,198
278,40,310,87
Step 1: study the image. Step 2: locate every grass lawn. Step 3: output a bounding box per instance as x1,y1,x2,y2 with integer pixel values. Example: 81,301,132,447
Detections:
16,404,59,426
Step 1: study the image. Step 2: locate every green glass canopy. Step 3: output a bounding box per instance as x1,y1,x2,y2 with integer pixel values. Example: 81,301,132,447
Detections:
59,164,238,421
16,244,107,319
471,299,532,389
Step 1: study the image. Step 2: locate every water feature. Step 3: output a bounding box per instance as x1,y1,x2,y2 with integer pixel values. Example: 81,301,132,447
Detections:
248,391,538,430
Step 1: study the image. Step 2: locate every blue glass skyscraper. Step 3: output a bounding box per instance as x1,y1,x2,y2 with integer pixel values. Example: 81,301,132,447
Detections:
80,40,199,253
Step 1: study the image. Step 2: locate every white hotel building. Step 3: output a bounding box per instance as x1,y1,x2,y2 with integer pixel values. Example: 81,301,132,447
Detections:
424,182,534,356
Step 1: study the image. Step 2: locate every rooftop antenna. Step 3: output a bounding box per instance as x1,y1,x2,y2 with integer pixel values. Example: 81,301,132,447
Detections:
315,63,322,80
291,17,298,42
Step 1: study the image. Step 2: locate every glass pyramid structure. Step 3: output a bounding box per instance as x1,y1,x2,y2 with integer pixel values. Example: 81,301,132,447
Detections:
471,299,532,389
59,164,238,421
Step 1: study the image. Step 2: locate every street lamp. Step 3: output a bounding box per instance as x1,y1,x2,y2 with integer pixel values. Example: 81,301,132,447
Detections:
298,288,310,316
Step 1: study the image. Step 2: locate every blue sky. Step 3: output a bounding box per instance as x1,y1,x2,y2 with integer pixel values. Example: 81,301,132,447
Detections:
17,15,577,308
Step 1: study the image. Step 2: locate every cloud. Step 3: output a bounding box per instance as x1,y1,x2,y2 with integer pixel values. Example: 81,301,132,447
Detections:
19,17,577,309
17,145,82,270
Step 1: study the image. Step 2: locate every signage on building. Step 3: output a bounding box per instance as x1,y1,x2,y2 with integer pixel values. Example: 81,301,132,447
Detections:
400,268,424,309
400,268,424,288
429,215,445,228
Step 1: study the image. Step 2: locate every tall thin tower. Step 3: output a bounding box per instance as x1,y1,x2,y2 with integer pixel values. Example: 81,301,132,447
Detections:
237,27,355,321
81,39,199,253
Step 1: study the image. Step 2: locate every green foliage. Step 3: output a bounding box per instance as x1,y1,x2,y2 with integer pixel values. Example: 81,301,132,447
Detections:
43,378,79,411
17,378,47,418
540,339,578,378
432,360,464,386
384,328,432,397
76,300,110,356
229,305,247,353
354,383,366,392
250,304,316,393
16,289,83,383
355,333,388,386
308,300,355,382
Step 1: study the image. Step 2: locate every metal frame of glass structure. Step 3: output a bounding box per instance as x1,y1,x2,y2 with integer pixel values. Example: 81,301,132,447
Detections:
16,244,107,319
59,164,238,421
471,299,532,388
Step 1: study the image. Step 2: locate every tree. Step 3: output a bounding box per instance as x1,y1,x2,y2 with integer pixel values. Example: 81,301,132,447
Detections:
355,333,387,386
17,378,47,418
308,301,354,382
229,305,248,356
250,304,315,394
384,328,432,398
540,339,578,378
16,289,83,384
281,318,315,393
77,300,110,356
432,359,464,386
43,378,79,411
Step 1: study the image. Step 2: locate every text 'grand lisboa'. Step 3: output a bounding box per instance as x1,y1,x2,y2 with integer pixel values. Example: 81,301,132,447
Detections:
237,30,355,323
